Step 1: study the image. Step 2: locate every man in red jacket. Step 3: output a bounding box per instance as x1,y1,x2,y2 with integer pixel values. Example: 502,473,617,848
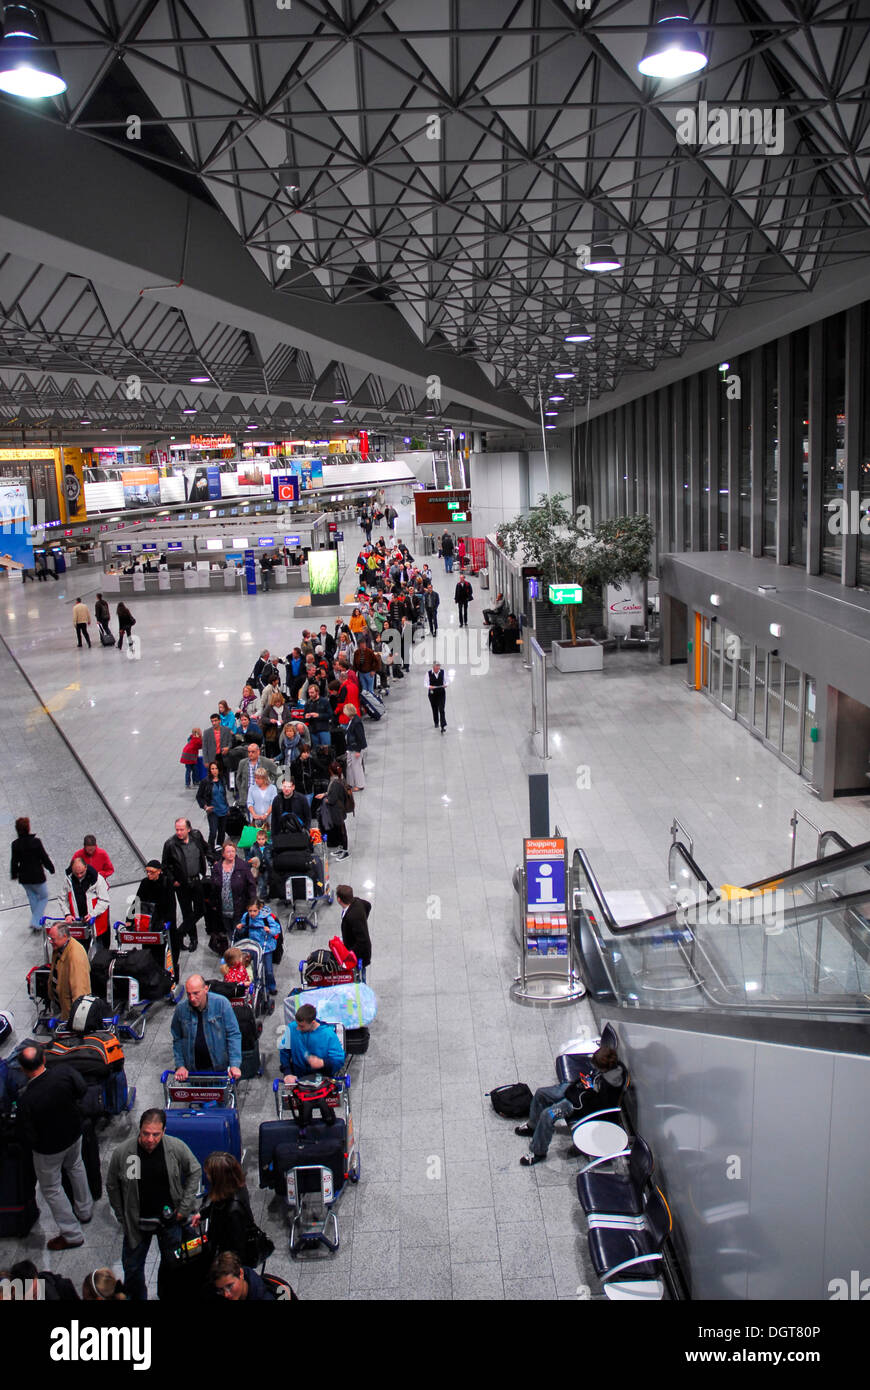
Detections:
70,834,114,882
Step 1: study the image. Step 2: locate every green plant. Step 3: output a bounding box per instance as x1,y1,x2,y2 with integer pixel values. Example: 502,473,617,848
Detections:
497,495,653,644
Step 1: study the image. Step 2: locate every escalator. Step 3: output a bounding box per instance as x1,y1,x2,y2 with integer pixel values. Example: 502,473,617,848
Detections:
568,826,870,1300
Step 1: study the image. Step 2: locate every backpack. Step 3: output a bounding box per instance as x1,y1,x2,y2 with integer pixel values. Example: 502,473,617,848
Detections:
69,995,113,1034
44,1029,125,1079
488,1083,533,1119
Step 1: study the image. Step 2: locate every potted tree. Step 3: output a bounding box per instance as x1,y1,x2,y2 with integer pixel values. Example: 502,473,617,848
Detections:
497,496,653,672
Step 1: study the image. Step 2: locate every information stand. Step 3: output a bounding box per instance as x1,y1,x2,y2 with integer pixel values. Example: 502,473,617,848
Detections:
511,836,586,1006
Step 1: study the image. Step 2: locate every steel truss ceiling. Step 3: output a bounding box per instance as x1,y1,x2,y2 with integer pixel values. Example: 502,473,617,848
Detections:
2,0,869,429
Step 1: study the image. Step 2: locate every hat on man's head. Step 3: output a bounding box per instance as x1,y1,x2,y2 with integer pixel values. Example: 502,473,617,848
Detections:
146,859,162,870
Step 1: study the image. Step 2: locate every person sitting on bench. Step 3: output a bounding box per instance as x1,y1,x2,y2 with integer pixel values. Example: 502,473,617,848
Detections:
515,1046,626,1166
482,592,507,625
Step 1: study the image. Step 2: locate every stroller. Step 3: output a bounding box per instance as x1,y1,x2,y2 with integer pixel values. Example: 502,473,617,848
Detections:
266,1073,359,1256
227,935,269,1020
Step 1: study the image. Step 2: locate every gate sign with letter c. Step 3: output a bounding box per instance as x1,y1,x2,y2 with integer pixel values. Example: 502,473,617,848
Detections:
272,475,299,503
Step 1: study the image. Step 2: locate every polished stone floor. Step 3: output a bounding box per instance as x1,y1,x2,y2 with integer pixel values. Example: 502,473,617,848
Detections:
0,526,867,1301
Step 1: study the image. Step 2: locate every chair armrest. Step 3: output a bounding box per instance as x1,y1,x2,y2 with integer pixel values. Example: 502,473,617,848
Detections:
578,1153,620,1176
586,1214,646,1231
572,1107,622,1128
603,1252,662,1280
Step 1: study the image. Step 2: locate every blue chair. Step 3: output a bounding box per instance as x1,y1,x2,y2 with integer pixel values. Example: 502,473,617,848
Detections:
556,1022,618,1083
577,1136,654,1217
587,1184,671,1296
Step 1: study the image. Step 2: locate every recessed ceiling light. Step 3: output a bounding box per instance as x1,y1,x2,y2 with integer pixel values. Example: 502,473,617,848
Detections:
545,411,559,417
183,409,196,415
548,395,565,403
554,371,575,381
190,375,210,383
565,330,591,343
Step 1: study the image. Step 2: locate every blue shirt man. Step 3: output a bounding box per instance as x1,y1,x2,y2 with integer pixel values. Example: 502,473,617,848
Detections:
279,1005,345,1080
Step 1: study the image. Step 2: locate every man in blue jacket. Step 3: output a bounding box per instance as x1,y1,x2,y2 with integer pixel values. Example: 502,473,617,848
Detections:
171,975,242,1080
280,1003,345,1080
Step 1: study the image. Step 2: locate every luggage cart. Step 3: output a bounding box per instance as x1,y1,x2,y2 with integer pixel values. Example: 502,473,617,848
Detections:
271,1074,360,1256
110,918,180,1041
281,843,332,932
161,1070,243,1185
39,913,97,959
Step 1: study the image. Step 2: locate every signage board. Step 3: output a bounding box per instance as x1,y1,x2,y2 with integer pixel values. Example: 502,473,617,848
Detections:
524,837,567,913
548,583,583,605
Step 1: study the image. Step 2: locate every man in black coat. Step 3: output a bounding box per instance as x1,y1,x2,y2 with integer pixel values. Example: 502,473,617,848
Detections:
162,817,210,951
454,576,473,628
271,779,312,833
335,884,372,980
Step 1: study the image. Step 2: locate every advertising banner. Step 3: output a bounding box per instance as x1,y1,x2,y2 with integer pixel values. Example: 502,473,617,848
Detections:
206,464,222,500
238,463,271,488
605,576,646,637
308,548,340,607
121,467,160,510
0,480,34,573
59,447,87,523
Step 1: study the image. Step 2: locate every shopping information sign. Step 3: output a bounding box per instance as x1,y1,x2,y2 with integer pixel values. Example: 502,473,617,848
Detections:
524,838,567,912
548,584,583,605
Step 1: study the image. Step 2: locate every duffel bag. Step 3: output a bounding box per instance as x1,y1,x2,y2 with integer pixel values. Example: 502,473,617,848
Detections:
69,995,113,1034
44,1029,125,1079
303,948,341,985
118,947,173,1000
272,830,311,855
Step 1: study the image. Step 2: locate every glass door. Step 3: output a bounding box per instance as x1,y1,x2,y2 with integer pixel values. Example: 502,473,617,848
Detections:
765,654,783,748
720,629,738,714
781,664,802,769
736,641,752,725
802,676,817,778
752,646,767,733
709,622,722,701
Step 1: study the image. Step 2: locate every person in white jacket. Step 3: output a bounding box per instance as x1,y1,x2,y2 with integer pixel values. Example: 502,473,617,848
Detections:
61,857,111,948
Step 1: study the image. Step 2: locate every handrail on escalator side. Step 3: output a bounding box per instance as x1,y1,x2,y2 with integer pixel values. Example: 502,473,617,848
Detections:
741,838,870,893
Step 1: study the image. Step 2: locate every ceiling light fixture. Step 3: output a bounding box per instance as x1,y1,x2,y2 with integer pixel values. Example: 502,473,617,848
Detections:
583,243,622,273
189,375,210,383
548,394,566,403
0,3,66,98
564,330,592,343
638,4,708,79
553,370,575,381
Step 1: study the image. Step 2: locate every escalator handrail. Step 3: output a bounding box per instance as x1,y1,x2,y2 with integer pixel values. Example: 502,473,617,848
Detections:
817,830,852,858
741,838,870,893
668,841,718,902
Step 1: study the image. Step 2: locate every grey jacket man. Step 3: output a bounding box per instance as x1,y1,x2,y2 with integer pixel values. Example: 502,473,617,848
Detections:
234,753,280,805
202,724,231,767
106,1132,201,1246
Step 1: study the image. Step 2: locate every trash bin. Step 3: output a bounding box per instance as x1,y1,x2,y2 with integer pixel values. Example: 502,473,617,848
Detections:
479,566,489,591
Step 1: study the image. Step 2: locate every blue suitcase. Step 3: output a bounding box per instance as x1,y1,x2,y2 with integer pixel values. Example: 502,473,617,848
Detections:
360,689,384,721
164,1107,242,1171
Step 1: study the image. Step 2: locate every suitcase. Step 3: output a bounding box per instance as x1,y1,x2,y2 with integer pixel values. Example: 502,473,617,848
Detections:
0,1129,38,1236
273,830,311,855
258,1117,347,1194
240,1042,262,1080
90,948,122,999
99,629,115,647
330,727,347,757
226,806,246,839
164,1107,242,1171
344,1027,370,1056
360,689,385,721
62,1117,102,1202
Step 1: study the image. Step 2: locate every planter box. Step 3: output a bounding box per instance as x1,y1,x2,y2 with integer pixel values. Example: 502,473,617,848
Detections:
551,638,604,672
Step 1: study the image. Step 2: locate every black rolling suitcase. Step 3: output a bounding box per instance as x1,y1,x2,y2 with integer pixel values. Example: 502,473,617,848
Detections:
0,1125,38,1236
99,629,116,647
62,1116,102,1201
258,1117,347,1195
